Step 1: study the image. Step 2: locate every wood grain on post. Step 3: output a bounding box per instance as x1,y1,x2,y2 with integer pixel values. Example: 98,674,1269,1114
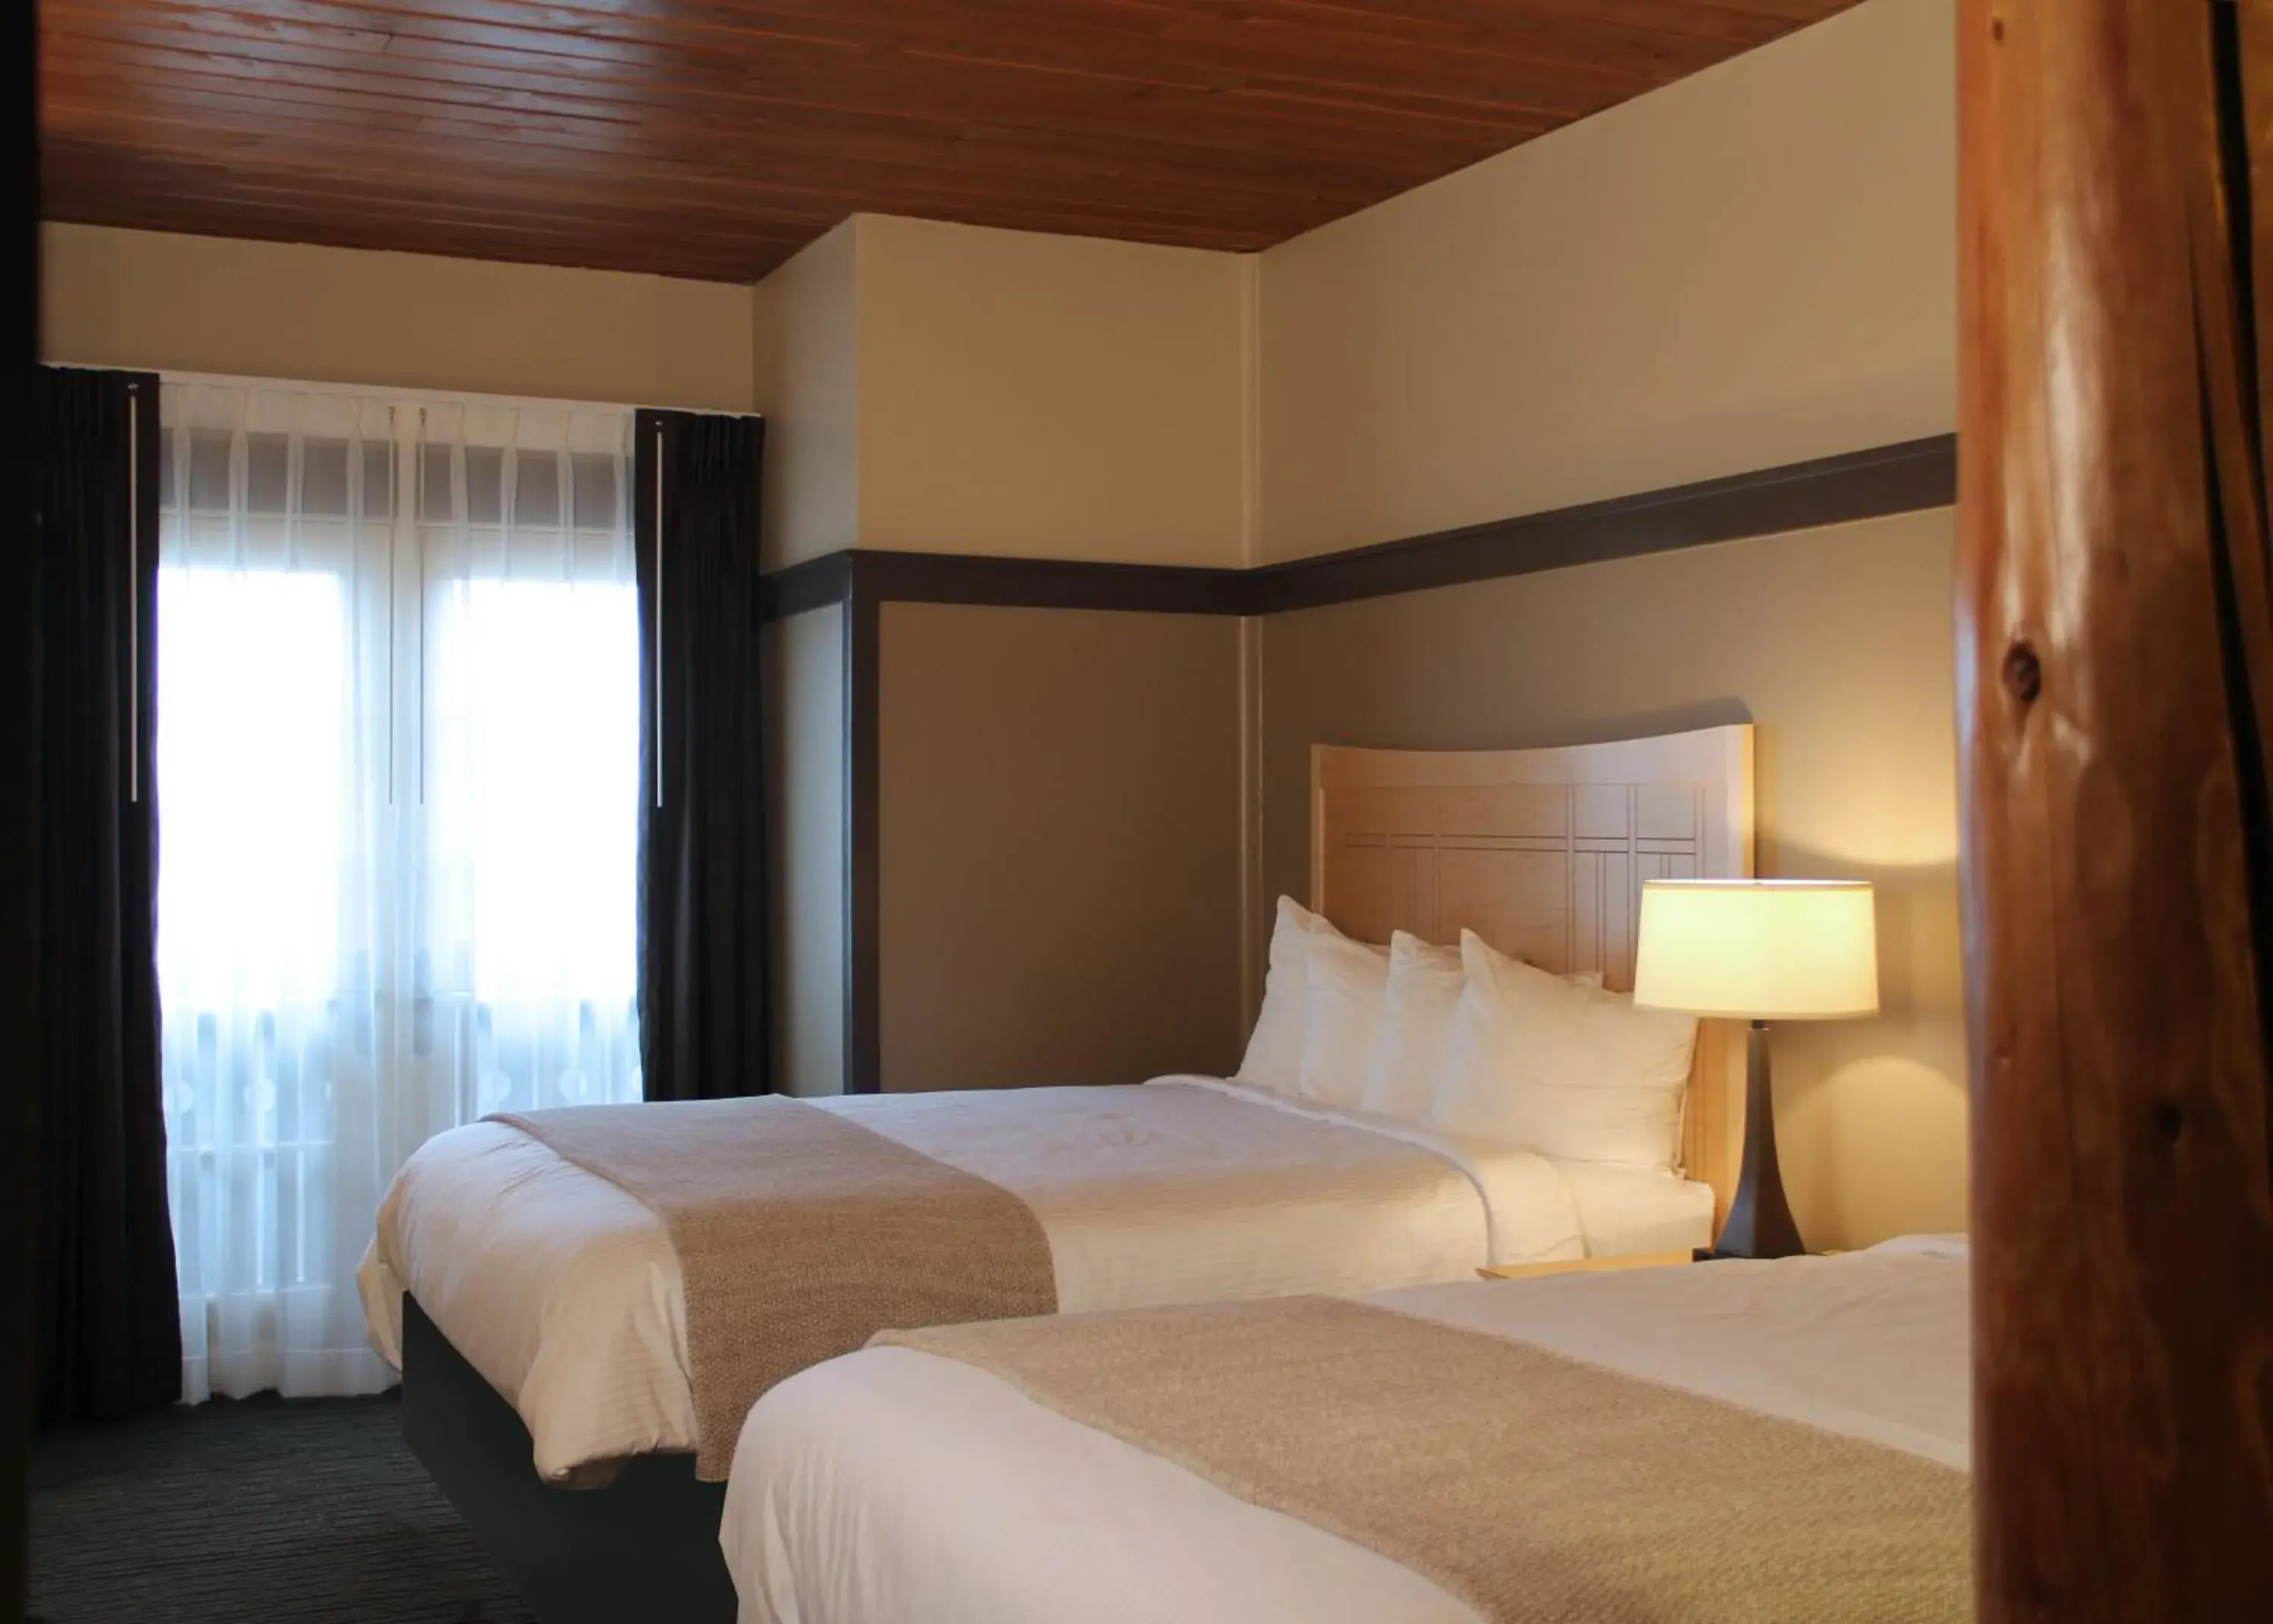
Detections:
1958,1,2273,1618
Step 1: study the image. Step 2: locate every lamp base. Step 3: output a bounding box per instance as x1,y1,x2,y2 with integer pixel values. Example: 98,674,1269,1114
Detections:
1713,1020,1806,1260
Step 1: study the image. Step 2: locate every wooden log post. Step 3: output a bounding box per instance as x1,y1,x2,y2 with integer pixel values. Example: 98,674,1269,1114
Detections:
1959,1,2273,1618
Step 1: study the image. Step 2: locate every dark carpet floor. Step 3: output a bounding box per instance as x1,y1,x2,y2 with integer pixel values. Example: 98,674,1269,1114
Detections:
31,1392,536,1623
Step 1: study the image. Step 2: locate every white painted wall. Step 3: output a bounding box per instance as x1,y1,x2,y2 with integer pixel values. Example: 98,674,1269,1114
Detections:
42,223,755,411
751,214,1254,568
753,220,861,568
852,215,1252,567
766,604,848,1098
1256,0,1956,561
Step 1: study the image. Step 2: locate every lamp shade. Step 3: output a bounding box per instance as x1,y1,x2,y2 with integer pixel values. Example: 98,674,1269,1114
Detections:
1632,879,1878,1020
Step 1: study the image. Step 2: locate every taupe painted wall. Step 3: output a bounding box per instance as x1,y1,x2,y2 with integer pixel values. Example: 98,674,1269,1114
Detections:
41,223,756,411
1259,511,1965,1250
879,602,1244,1090
766,604,848,1099
1256,0,1955,561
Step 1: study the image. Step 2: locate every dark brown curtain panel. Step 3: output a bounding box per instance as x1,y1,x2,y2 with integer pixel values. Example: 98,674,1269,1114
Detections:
34,365,181,1423
6,14,42,1604
634,409,771,1101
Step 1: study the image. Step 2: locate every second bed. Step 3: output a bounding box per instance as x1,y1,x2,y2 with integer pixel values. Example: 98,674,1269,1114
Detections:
725,1237,1973,1624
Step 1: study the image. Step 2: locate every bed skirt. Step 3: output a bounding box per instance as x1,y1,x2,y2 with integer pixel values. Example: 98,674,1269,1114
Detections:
400,1294,736,1624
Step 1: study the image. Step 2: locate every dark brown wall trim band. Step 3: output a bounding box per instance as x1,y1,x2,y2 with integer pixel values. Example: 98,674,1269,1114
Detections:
758,550,854,621
762,547,1243,619
1246,433,1957,614
764,432,1956,1095
861,550,1246,616
756,433,1958,623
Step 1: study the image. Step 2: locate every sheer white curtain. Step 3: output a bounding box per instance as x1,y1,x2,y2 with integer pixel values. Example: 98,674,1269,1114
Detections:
158,382,643,1400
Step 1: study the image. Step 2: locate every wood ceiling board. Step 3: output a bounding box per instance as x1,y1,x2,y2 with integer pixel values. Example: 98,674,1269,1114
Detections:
38,0,1867,282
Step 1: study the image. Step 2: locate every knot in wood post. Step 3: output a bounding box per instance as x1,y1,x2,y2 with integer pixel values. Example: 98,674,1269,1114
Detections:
1999,640,2042,704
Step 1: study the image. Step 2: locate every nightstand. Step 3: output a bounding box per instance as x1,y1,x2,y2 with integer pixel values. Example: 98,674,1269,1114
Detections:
1476,1249,1693,1282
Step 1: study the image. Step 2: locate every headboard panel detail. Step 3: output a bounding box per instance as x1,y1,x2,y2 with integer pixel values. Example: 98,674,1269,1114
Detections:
1310,726,1756,1234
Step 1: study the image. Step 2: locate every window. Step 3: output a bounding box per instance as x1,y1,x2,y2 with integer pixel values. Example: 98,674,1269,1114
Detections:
156,383,642,1398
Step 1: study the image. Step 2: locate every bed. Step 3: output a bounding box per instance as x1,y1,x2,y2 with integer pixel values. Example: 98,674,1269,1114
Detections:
358,723,1756,1623
722,1237,1973,1624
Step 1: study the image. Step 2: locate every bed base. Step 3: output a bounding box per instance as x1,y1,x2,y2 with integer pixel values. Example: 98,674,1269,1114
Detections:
400,1294,737,1624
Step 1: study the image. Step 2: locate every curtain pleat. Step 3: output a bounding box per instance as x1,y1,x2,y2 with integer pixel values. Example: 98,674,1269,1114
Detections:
636,411,771,1101
35,364,183,1425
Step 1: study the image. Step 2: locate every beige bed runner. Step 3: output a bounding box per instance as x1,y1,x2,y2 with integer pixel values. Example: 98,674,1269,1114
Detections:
879,1295,1971,1622
495,1097,1056,1479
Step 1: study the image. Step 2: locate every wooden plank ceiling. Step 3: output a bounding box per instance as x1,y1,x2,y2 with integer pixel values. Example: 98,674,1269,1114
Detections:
39,1,1864,283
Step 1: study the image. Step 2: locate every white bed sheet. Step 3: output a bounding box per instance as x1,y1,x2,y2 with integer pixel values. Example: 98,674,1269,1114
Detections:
721,1238,1971,1624
357,1078,1712,1478
1549,1154,1719,1257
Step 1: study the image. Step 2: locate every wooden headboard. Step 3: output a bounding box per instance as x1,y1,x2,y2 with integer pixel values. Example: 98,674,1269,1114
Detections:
1310,724,1756,1232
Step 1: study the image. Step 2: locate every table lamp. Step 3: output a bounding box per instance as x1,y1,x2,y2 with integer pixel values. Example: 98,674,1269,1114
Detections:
1632,878,1878,1259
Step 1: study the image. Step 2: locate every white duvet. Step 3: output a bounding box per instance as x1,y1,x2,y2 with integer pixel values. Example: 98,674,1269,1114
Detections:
723,1237,1971,1624
356,1077,1712,1477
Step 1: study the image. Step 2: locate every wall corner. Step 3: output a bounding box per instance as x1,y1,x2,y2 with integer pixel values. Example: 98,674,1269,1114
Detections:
1237,251,1265,570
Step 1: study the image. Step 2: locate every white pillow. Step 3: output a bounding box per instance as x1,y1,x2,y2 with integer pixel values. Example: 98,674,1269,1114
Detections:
1426,945,1608,1141
1356,932,1465,1122
1427,945,1530,1142
1234,896,1327,1095
1296,930,1391,1110
1427,932,1697,1170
